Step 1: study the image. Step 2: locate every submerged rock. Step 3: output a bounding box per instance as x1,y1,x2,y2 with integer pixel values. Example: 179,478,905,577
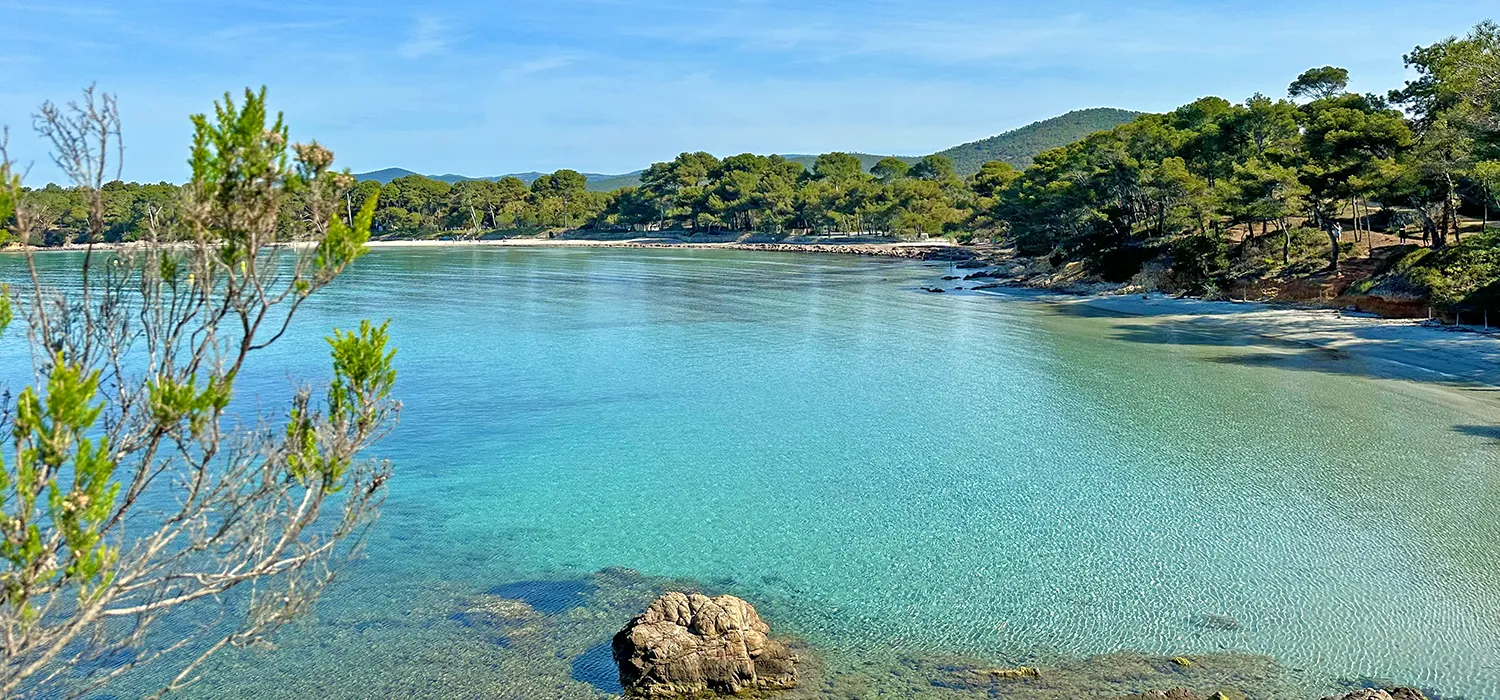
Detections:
939,664,1043,689
612,591,797,697
1121,690,1238,700
1124,691,1198,700
1188,613,1243,631
1320,690,1428,700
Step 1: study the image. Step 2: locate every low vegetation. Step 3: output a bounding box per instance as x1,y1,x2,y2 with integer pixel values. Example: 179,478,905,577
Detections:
1,87,397,698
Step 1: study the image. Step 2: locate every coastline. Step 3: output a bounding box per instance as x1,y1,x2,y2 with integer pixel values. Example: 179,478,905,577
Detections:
973,286,1500,392
4,236,976,261
359,236,978,260
15,235,1500,395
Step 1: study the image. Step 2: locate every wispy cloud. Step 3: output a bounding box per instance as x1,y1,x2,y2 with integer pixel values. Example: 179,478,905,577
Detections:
207,20,340,43
399,16,449,59
0,0,117,18
507,55,580,76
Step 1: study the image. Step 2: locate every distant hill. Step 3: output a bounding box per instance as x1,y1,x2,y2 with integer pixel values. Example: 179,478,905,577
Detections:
583,171,644,192
353,167,424,184
934,107,1142,175
584,156,896,191
353,168,617,187
355,107,1144,192
779,153,913,172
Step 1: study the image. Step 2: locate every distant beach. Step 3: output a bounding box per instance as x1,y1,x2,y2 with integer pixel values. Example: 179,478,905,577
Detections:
359,236,972,260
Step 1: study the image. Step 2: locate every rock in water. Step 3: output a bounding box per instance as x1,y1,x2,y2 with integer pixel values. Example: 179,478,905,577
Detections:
1320,690,1427,700
612,592,797,697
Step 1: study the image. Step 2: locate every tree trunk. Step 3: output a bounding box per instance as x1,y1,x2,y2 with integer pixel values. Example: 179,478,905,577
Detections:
1442,175,1456,246
1436,200,1451,248
1450,197,1460,245
1349,198,1359,244
1326,227,1341,272
1281,219,1291,267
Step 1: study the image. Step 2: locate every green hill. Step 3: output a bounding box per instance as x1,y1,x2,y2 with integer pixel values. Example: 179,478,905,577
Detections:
934,107,1142,175
354,168,618,187
779,153,913,172
353,167,424,184
586,172,644,192
358,107,1144,192
584,156,896,191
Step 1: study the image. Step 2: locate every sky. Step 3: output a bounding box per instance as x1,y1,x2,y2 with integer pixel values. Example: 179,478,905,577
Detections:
0,0,1491,184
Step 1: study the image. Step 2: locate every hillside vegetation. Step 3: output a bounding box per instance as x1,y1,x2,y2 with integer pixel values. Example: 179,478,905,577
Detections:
934,107,1142,174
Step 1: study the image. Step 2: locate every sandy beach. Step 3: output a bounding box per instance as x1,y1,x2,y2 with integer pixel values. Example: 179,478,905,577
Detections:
978,287,1500,392
7,236,969,259
358,236,971,259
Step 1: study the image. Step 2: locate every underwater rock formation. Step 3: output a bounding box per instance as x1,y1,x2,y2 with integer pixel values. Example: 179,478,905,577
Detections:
1320,690,1428,700
1121,688,1428,700
613,591,797,697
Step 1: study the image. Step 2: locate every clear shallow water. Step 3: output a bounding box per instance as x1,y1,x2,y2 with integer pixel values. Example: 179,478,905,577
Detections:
6,247,1500,697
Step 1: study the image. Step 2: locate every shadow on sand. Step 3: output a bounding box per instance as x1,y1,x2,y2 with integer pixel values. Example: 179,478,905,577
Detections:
1044,300,1500,390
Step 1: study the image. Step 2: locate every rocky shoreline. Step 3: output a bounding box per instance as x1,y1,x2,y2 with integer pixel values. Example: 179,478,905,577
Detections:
591,570,1434,700
188,565,1440,700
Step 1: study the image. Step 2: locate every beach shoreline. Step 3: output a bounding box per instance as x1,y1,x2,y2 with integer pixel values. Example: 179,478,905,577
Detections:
362,236,983,260
974,286,1500,395
3,235,976,260
13,236,1500,395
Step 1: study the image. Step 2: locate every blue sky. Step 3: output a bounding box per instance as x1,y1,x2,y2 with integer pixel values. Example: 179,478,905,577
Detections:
0,0,1490,183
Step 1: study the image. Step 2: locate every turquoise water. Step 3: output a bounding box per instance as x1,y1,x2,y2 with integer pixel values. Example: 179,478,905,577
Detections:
6,247,1500,697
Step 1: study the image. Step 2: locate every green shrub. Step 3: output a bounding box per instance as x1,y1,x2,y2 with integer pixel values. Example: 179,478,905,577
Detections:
1365,234,1500,308
1168,233,1229,294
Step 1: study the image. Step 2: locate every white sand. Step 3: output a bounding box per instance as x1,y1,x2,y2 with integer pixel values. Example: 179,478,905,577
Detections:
981,288,1500,390
360,237,959,250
